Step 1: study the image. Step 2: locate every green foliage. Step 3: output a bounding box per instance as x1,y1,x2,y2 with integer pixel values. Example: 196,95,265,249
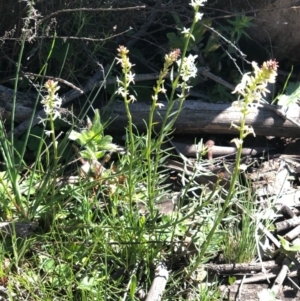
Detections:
0,1,280,300
277,81,300,107
226,12,253,42
222,194,258,264
167,17,213,52
278,235,300,253
69,109,118,161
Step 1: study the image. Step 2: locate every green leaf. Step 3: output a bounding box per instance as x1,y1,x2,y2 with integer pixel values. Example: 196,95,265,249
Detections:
277,82,300,107
68,130,82,142
167,32,185,50
228,275,236,285
204,34,220,53
129,274,137,298
278,235,300,252
192,18,211,43
78,276,98,291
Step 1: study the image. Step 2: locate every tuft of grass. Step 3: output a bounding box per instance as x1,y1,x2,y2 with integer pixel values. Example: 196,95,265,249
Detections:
222,193,258,263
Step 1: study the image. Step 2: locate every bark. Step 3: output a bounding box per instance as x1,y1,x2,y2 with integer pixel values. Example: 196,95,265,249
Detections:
105,100,300,137
205,260,279,273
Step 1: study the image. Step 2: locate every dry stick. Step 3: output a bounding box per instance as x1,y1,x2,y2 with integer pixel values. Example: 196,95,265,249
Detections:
234,270,298,285
205,260,279,273
24,72,84,93
237,275,246,301
271,257,291,296
275,216,300,232
284,225,300,241
171,141,275,158
280,205,296,219
38,6,146,24
145,263,169,301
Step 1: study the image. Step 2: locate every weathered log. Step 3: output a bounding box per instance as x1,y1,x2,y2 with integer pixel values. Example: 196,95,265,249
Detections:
105,100,300,137
2,81,300,137
0,84,38,121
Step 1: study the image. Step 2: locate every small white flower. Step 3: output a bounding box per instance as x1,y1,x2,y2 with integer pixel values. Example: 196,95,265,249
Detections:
116,86,127,97
232,73,251,95
189,0,207,8
52,109,61,120
155,103,165,109
44,130,53,137
129,94,136,103
195,12,203,21
126,71,135,84
231,138,243,149
152,95,158,102
159,87,167,94
181,27,190,34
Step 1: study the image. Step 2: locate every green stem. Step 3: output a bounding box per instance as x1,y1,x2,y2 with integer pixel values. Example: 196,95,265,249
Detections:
146,6,200,214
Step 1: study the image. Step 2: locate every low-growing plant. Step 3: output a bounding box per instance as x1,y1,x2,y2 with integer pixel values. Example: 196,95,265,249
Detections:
187,59,278,276
222,194,258,263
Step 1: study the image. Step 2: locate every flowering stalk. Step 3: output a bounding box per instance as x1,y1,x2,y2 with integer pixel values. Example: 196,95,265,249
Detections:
146,49,181,213
145,0,204,212
188,60,278,276
40,80,62,192
154,0,204,151
116,46,136,206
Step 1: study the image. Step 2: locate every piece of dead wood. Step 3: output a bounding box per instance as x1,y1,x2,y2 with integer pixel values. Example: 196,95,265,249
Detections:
205,260,279,273
233,267,299,285
171,141,274,158
145,263,169,301
284,225,300,241
280,205,296,219
0,221,38,237
105,100,300,137
275,216,300,232
3,67,209,136
271,258,291,296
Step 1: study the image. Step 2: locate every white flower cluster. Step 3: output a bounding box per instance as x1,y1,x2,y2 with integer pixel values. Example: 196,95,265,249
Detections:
177,54,198,82
115,46,137,103
40,80,62,124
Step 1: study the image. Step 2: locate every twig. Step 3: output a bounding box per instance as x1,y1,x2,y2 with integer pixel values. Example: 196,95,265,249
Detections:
145,263,169,301
24,72,84,93
205,260,279,273
236,275,246,301
233,270,298,284
39,6,146,24
275,216,300,232
271,257,290,296
171,141,275,158
284,225,300,241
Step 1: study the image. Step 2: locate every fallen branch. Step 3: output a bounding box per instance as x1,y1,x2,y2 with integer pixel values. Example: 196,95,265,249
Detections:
205,260,279,273
145,263,169,301
171,141,275,158
105,100,300,137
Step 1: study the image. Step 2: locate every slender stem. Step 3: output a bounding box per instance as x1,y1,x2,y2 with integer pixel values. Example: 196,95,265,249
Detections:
147,6,200,212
